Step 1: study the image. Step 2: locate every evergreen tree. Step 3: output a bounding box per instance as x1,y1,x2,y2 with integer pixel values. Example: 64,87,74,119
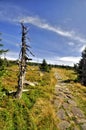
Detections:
76,47,86,86
40,59,51,72
0,33,9,70
0,33,8,57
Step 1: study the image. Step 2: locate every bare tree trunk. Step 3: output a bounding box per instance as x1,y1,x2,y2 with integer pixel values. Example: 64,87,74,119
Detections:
15,23,33,98
15,23,27,98
15,64,26,98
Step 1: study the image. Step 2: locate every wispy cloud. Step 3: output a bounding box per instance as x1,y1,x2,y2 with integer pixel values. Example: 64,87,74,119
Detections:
32,56,81,66
79,45,86,52
0,3,26,23
20,16,86,44
46,56,81,66
5,51,19,60
68,42,75,46
59,56,80,63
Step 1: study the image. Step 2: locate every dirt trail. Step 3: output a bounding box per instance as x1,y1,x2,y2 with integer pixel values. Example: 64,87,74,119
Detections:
54,72,86,130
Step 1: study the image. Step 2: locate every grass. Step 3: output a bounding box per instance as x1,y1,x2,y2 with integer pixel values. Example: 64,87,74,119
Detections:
1,65,86,129
0,65,58,130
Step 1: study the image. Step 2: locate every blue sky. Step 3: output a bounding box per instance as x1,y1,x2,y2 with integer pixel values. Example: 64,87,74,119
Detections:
0,0,86,66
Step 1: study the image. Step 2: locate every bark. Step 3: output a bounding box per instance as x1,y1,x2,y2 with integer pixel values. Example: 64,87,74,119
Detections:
15,23,33,98
15,23,27,98
15,65,26,98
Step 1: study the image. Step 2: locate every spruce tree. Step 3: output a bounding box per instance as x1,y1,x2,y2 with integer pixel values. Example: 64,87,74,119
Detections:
77,47,86,86
0,33,8,69
40,59,51,72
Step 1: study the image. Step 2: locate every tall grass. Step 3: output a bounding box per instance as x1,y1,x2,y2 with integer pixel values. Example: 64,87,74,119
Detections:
0,65,58,130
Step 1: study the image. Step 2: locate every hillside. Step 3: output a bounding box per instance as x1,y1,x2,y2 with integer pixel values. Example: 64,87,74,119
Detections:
0,65,86,130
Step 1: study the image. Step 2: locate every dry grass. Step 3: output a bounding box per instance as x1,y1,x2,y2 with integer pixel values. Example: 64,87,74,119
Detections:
30,98,58,130
0,65,58,130
1,65,18,91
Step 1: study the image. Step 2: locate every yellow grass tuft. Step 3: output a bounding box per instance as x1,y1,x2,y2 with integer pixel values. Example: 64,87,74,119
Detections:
31,98,59,130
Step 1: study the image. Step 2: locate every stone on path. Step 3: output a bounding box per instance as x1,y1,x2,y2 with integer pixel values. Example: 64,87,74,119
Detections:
66,110,73,118
72,107,85,118
63,102,69,109
81,123,86,130
74,126,80,130
77,119,86,124
67,99,77,106
58,92,67,99
57,109,67,120
58,120,70,130
66,94,73,99
55,73,62,80
54,99,62,108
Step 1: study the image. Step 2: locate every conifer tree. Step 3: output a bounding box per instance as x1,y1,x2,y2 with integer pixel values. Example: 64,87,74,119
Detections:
77,47,86,86
0,33,8,69
40,59,51,72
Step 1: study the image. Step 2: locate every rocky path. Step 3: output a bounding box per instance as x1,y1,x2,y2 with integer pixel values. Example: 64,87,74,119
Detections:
54,73,86,130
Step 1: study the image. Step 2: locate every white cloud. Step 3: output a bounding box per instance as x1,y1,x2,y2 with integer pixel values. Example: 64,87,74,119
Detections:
68,42,75,46
48,56,81,66
60,56,80,63
30,56,81,66
20,16,86,44
15,43,20,47
5,51,19,60
0,3,26,23
79,45,86,52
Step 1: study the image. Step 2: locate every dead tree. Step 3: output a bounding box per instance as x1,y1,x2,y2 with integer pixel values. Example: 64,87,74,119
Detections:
15,23,34,98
